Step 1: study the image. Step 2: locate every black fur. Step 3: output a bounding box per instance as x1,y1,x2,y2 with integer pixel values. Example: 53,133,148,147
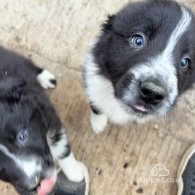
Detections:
94,0,195,94
94,0,184,86
0,47,64,195
95,0,195,109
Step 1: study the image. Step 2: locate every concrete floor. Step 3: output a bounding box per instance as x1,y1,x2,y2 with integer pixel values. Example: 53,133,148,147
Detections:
1,0,195,195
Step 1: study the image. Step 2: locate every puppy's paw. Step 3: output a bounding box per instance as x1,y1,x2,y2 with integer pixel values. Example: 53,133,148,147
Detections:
37,70,57,89
59,153,85,183
64,160,85,182
90,112,107,134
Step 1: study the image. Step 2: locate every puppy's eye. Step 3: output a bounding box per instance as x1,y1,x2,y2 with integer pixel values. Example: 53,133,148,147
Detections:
17,130,28,144
130,34,145,48
180,57,191,70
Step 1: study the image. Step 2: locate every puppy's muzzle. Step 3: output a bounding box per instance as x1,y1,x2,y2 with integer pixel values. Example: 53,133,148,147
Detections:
26,156,55,191
140,81,166,105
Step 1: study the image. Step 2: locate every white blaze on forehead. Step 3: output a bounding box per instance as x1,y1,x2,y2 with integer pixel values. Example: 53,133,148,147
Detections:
0,144,41,178
162,7,192,58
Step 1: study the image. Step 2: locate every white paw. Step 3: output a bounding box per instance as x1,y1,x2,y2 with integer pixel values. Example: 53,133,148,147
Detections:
90,112,107,134
37,70,56,89
58,153,85,183
64,160,85,182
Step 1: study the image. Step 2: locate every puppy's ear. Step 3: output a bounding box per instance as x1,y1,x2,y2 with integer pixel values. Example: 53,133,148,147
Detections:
0,78,27,101
102,15,115,33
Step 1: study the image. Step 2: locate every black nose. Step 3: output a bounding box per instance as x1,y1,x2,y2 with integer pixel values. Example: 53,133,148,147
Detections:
140,81,165,105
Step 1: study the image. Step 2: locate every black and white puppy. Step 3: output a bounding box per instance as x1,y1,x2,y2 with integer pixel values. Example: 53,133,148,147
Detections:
84,0,195,133
0,47,85,195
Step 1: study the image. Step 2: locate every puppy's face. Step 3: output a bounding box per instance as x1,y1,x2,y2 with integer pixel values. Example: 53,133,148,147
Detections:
0,97,55,194
94,0,195,120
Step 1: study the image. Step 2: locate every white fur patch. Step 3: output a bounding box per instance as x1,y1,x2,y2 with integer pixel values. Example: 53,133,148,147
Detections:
58,152,84,182
37,69,56,89
48,128,68,159
0,144,41,178
84,50,131,126
90,111,108,134
48,128,85,182
164,7,192,55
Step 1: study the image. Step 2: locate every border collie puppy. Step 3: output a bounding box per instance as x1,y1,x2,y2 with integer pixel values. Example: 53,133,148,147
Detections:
83,0,195,134
0,47,84,195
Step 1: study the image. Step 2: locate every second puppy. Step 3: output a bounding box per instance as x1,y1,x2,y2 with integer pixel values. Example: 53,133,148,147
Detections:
0,47,85,195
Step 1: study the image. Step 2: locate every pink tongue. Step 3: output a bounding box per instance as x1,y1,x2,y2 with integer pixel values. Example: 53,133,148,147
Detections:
134,105,147,112
37,177,56,195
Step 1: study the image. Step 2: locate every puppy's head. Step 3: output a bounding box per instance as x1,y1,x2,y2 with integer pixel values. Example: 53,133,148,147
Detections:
94,0,195,121
0,85,55,194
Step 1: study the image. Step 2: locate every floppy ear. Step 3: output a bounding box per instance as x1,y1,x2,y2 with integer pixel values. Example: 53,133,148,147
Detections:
102,15,115,33
0,77,26,101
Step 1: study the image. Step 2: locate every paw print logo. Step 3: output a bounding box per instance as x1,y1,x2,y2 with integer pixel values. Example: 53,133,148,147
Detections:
150,164,169,177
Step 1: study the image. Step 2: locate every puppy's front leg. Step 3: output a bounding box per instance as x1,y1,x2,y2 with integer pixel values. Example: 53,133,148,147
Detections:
48,127,84,182
58,152,85,182
90,104,108,134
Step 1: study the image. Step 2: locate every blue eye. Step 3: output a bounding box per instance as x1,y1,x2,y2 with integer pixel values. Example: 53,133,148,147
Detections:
130,34,145,48
180,57,190,70
17,130,28,143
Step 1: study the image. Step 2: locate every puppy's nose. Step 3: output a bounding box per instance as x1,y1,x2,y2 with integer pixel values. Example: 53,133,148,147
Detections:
140,81,165,105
